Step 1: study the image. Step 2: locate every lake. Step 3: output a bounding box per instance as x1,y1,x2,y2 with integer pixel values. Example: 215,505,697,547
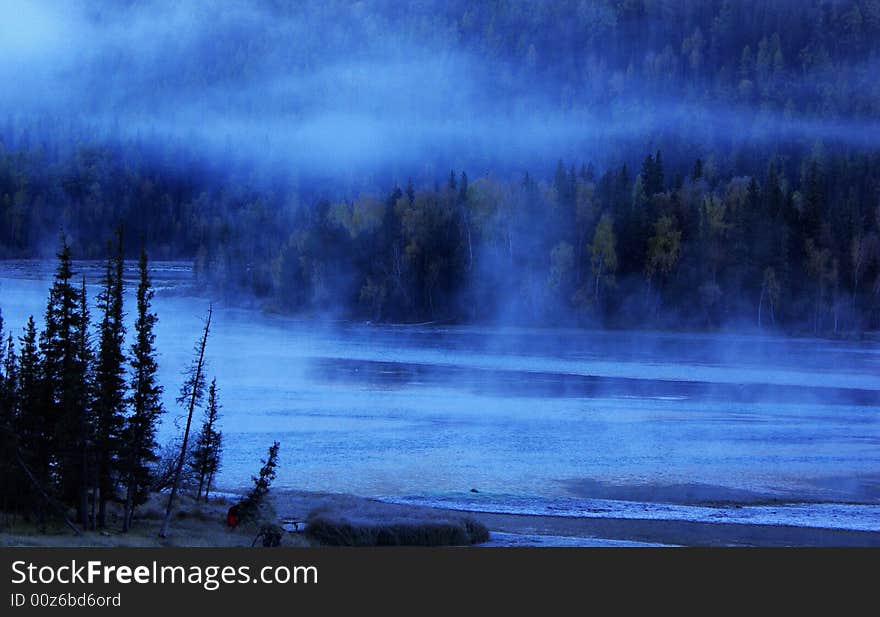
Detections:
1,259,879,531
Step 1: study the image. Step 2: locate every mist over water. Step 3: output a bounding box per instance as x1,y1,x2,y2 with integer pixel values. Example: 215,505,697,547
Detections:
2,1,880,537
2,261,878,530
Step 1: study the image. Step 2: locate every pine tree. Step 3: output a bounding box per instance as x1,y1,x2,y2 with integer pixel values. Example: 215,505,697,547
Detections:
640,151,665,196
692,158,704,181
1,330,16,416
93,233,127,528
121,248,163,532
0,310,12,515
641,153,656,195
0,309,6,417
458,171,468,204
2,330,21,514
0,309,4,387
802,159,824,240
40,239,90,524
238,441,280,522
159,305,212,538
190,378,222,502
15,317,46,519
74,278,94,529
654,150,665,195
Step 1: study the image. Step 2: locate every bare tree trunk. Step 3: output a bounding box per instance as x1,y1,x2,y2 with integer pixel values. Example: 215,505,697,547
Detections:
159,306,212,538
205,470,215,502
79,440,89,530
91,462,99,531
122,481,133,532
98,488,108,529
196,473,205,503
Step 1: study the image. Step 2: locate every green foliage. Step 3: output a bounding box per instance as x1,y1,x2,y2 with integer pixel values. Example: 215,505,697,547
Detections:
39,240,91,522
646,216,682,283
0,238,205,532
92,231,127,527
121,248,164,530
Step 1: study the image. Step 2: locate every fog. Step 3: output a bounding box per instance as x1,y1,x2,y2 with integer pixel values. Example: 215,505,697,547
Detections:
2,0,879,178
1,260,879,533
3,2,880,544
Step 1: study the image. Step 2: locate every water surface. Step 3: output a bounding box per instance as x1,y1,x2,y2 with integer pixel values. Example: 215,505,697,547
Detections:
1,259,879,531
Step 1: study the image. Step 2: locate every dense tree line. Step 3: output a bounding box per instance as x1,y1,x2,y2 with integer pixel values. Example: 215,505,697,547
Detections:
277,149,880,333
2,0,880,333
0,239,223,532
7,143,880,333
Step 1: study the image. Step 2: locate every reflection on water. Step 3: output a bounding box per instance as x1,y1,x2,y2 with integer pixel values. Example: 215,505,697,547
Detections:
1,260,879,525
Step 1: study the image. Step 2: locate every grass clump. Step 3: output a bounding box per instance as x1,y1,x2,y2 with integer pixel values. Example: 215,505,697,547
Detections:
306,505,489,546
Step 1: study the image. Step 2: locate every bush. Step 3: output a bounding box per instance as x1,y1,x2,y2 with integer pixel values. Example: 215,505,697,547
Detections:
306,511,489,546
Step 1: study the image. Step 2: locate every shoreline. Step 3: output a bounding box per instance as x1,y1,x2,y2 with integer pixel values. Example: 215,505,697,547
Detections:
266,489,880,548
5,257,880,341
3,488,880,547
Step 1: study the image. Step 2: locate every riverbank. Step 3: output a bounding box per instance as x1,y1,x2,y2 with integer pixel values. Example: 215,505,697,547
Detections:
271,490,880,547
0,491,488,548
0,493,299,548
4,488,880,547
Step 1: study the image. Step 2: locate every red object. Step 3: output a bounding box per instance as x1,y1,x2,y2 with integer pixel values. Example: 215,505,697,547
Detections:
226,504,240,527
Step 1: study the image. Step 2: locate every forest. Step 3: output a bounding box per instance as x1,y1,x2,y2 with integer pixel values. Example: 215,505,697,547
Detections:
0,236,287,532
0,239,219,531
1,0,880,332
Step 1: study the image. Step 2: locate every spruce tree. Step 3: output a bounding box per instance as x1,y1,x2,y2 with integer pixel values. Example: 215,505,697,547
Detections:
458,171,468,203
2,330,23,515
1,330,16,415
0,310,11,515
692,158,704,181
74,278,94,529
40,239,90,523
190,377,222,502
0,309,6,419
0,308,4,388
121,248,163,532
17,315,46,517
654,150,665,194
93,233,127,528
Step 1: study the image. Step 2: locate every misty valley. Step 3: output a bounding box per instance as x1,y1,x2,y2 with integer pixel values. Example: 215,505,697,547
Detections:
1,259,878,543
2,0,880,548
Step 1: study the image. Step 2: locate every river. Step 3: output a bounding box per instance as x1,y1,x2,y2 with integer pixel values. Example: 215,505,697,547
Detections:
1,259,879,532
